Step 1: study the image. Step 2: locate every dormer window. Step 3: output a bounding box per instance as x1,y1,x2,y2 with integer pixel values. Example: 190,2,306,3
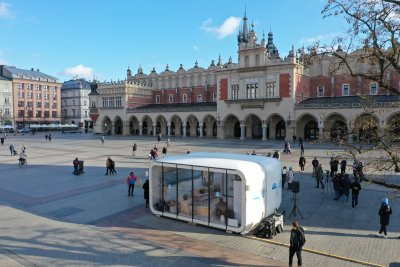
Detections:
169,94,174,103
370,82,378,95
156,95,161,104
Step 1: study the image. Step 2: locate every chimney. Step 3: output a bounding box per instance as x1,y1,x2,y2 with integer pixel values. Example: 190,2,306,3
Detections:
31,68,34,71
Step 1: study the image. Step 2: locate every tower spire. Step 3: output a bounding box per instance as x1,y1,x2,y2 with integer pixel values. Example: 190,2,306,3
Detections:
243,4,248,37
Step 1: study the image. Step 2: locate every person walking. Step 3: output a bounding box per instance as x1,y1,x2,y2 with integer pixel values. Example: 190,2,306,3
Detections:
132,142,137,156
101,135,105,144
166,138,170,148
350,177,361,209
340,158,347,174
143,179,149,208
48,134,52,142
126,171,137,197
315,164,324,189
300,142,304,155
311,157,319,177
110,159,117,174
378,198,392,238
332,174,341,200
105,157,112,175
342,174,351,202
162,146,167,157
298,155,306,172
289,221,306,267
45,134,48,141
9,144,14,156
282,166,287,189
287,167,294,190
73,157,79,175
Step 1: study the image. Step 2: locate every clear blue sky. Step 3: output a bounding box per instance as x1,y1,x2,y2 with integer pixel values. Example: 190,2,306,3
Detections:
0,0,346,82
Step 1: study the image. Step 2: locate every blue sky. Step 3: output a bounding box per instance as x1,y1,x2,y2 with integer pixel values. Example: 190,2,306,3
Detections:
0,0,346,82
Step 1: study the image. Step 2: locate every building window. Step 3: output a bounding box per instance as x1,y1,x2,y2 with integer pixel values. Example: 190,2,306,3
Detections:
102,98,108,107
44,111,49,118
27,92,32,99
72,109,76,116
63,109,67,116
213,92,217,101
52,103,57,109
52,94,56,100
36,102,41,108
156,95,161,104
342,84,350,96
35,84,40,91
18,101,24,107
83,100,88,106
43,85,48,91
84,110,88,117
18,110,24,117
4,108,10,116
266,82,277,98
36,111,42,118
4,96,10,104
169,94,174,103
44,102,50,108
26,84,32,90
370,82,378,95
246,83,258,99
18,82,23,89
50,86,56,92
197,95,202,102
52,111,57,118
245,56,249,67
27,102,33,107
91,100,96,107
116,96,122,107
36,93,41,99
231,84,239,100
44,94,49,100
182,94,187,103
317,86,324,97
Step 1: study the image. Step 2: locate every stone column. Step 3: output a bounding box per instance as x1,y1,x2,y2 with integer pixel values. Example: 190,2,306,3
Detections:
167,122,171,137
111,123,115,135
199,121,203,138
240,123,245,140
139,123,143,136
217,124,224,139
123,121,129,136
346,125,353,143
182,121,187,137
262,122,267,141
153,123,157,136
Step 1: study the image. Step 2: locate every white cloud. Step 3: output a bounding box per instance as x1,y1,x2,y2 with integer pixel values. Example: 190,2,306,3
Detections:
60,64,95,80
0,2,14,19
201,16,241,39
299,32,339,44
193,45,200,52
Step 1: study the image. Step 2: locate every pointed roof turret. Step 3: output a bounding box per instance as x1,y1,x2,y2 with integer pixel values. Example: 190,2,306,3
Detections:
151,67,157,74
165,64,169,72
243,4,249,37
137,65,143,74
194,60,198,68
217,54,222,66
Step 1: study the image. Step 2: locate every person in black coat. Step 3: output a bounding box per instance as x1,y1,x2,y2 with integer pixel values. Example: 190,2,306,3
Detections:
298,155,306,172
332,174,341,200
143,179,149,208
378,198,392,238
289,221,305,267
350,178,361,208
342,174,351,201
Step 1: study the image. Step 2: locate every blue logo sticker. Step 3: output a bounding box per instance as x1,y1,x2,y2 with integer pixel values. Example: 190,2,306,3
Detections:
272,182,277,190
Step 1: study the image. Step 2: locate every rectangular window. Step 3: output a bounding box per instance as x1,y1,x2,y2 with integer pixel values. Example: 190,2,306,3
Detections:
72,109,76,116
156,95,161,104
18,110,24,117
63,109,68,116
266,82,277,98
231,84,239,100
26,84,32,90
116,96,122,107
44,102,50,108
27,92,32,99
18,91,24,98
52,111,57,118
4,108,10,116
27,102,33,107
109,97,115,107
370,82,378,95
18,82,23,89
169,94,174,103
52,103,57,109
102,97,108,107
4,96,10,104
35,84,40,91
213,92,217,101
18,101,24,107
246,83,258,99
36,111,42,118
44,111,49,118
317,85,324,97
50,86,56,92
36,93,41,99
182,94,187,103
342,84,350,96
84,110,88,117
72,100,75,106
43,85,48,91
91,100,96,108
52,94,56,100
44,94,49,100
83,100,88,106
36,102,41,108
197,95,202,102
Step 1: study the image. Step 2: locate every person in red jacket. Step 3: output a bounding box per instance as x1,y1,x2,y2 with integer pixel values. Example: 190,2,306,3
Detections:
126,172,137,197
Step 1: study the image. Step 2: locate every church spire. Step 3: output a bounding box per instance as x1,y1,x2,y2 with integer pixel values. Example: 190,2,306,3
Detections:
243,4,248,37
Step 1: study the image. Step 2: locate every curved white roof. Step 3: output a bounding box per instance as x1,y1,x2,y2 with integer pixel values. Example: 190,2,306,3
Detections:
154,152,280,177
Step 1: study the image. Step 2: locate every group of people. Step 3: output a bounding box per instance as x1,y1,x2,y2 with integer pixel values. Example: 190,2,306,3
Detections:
105,157,117,175
44,134,52,141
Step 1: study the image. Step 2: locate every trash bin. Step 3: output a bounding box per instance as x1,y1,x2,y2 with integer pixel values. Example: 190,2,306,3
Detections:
78,160,84,173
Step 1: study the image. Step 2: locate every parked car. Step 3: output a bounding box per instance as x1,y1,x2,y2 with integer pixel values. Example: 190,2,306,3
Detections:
18,128,31,133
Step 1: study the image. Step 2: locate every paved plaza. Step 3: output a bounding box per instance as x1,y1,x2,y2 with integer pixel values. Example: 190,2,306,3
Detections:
0,132,399,267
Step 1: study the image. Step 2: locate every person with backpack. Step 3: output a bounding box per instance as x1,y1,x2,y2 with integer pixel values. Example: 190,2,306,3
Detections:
311,157,319,177
143,179,149,208
378,198,392,238
298,155,306,172
126,171,137,197
289,221,306,267
350,177,361,209
162,146,167,157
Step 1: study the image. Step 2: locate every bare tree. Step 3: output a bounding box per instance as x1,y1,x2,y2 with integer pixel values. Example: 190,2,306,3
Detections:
308,1,400,188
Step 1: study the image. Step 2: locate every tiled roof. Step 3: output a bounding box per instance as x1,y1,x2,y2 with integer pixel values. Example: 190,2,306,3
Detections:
3,66,58,81
61,79,91,90
299,95,399,104
0,75,11,81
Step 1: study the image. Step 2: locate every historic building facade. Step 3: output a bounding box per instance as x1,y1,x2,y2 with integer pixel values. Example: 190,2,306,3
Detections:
90,12,400,142
61,78,92,128
0,65,62,128
0,75,13,126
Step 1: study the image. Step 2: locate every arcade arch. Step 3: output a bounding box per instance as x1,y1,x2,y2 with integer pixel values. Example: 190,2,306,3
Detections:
223,114,240,138
113,116,123,135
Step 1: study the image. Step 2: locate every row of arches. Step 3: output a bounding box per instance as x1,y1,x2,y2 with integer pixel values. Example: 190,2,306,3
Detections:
100,112,400,142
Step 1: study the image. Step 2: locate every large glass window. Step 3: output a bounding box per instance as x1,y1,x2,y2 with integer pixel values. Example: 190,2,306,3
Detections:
266,82,277,98
231,84,239,100
246,83,258,99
